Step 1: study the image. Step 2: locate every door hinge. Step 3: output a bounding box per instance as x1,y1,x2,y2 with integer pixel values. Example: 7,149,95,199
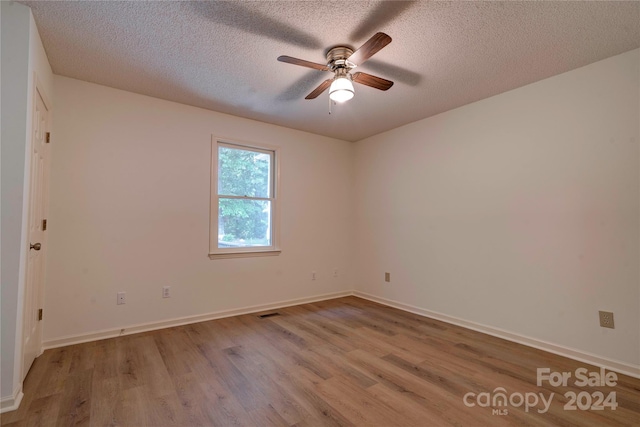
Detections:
45,132,51,143
42,219,47,231
38,309,43,321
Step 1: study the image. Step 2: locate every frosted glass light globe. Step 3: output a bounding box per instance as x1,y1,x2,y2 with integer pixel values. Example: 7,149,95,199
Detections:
329,77,355,102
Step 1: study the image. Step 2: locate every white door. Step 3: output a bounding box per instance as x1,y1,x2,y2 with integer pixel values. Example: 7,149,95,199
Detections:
22,86,50,379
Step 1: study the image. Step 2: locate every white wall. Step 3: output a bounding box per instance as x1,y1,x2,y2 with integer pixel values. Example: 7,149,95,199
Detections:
354,49,640,369
44,76,353,343
1,2,53,406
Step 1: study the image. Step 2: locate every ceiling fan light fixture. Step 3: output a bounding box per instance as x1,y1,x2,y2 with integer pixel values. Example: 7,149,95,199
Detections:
279,33,393,102
329,76,354,103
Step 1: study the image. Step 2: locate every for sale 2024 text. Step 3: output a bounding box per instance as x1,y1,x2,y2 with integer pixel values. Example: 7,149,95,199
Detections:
463,367,618,415
537,367,618,411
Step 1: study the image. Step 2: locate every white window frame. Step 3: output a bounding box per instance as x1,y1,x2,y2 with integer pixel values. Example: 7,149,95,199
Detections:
209,136,281,259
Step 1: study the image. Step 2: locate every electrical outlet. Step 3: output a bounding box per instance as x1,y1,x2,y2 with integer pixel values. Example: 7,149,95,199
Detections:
117,292,126,305
599,311,614,329
311,271,317,281
163,286,171,298
385,272,391,282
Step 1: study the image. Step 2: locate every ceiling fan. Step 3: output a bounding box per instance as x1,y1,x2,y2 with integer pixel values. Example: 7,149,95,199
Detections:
277,32,394,103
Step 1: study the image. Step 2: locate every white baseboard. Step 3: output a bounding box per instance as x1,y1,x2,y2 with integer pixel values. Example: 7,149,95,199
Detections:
41,289,640,381
353,291,640,380
0,386,23,414
43,290,352,350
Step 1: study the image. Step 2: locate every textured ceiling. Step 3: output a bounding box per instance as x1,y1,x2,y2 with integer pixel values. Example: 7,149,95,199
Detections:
21,1,640,142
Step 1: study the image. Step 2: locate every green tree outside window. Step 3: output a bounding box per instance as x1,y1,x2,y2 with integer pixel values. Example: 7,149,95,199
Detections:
217,145,273,247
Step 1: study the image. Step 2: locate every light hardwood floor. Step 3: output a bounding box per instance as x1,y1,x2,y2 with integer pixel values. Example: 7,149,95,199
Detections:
2,296,639,426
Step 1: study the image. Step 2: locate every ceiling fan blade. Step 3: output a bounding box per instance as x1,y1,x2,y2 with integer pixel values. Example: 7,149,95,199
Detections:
278,56,329,71
305,79,332,99
352,72,394,91
347,32,392,66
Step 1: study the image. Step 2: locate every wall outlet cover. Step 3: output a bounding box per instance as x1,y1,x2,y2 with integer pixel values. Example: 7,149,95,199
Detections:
598,311,614,329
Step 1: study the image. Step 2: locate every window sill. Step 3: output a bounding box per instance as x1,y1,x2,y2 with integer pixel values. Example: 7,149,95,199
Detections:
208,249,281,260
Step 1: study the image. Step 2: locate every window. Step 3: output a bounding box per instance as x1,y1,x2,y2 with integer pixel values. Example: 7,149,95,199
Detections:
209,138,280,259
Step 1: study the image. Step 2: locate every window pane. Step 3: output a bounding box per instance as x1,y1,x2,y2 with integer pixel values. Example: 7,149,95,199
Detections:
218,145,271,198
218,198,271,248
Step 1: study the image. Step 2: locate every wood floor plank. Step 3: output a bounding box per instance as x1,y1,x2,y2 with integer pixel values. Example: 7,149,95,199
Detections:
68,343,96,375
274,369,356,427
137,336,175,399
3,296,639,427
91,339,118,383
246,404,289,427
284,305,358,347
152,328,193,377
222,345,310,425
111,386,145,427
1,352,53,425
346,348,512,427
235,315,334,382
140,391,185,427
116,336,147,391
169,372,214,426
197,342,271,412
33,348,73,400
24,394,61,427
365,382,450,427
88,376,119,427
305,345,378,389
196,374,252,427
54,369,92,427
290,306,393,359
355,326,428,365
314,375,415,426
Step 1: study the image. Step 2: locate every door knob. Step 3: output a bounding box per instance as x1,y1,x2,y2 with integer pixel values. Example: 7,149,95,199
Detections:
30,242,41,251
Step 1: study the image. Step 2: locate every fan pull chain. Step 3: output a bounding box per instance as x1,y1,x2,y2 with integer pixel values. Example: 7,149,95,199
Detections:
328,95,332,115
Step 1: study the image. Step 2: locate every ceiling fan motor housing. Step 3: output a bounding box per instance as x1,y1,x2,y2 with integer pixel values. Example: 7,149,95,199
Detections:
326,47,355,70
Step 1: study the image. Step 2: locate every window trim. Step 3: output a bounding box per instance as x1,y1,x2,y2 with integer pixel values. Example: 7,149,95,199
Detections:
209,136,281,259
